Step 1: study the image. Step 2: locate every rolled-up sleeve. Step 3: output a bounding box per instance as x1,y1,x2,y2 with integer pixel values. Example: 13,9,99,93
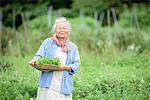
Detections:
68,46,81,75
34,40,46,60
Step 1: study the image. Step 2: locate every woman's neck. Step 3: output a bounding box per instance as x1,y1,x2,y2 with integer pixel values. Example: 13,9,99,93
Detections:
57,37,67,43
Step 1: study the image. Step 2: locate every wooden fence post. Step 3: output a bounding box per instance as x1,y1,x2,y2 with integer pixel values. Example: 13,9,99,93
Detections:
21,12,30,52
111,8,118,26
107,10,111,31
0,8,2,54
99,11,105,27
13,9,21,56
48,6,53,28
130,6,139,29
80,9,85,31
107,10,112,46
12,9,16,30
94,11,98,33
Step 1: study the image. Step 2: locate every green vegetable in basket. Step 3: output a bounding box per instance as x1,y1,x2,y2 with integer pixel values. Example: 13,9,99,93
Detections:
37,57,61,66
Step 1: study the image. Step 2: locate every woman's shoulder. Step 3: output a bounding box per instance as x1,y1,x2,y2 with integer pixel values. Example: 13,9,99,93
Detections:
69,41,78,49
43,38,53,43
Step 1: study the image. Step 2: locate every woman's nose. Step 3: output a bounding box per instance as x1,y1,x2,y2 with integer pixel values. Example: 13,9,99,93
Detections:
60,28,65,31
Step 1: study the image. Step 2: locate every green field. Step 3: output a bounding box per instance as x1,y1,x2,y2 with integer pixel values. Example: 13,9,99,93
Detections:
0,51,150,100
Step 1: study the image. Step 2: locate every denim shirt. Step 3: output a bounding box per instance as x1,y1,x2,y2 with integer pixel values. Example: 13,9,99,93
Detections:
34,38,80,95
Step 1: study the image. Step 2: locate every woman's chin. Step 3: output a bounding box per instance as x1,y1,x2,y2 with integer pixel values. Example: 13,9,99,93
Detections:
57,35,68,38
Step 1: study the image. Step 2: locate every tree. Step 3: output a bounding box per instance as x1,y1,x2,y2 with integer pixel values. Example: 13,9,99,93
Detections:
72,0,121,15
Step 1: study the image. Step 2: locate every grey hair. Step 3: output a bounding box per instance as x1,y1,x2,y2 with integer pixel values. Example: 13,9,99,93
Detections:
51,17,71,33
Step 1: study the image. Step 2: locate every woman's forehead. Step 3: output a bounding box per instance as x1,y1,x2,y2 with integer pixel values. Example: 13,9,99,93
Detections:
56,21,68,27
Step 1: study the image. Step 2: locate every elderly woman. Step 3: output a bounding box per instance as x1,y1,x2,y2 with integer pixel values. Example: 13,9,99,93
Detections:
29,17,80,100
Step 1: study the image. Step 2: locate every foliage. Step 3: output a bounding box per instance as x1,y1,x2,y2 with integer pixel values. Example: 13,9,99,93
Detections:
73,51,150,100
1,0,72,29
2,9,150,56
37,57,60,65
56,8,78,17
72,0,121,15
2,1,50,28
0,52,150,99
0,56,38,100
119,4,150,29
1,2,150,56
0,57,13,71
1,27,16,55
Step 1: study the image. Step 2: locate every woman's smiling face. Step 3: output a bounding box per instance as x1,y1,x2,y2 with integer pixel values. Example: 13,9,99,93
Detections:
55,21,69,38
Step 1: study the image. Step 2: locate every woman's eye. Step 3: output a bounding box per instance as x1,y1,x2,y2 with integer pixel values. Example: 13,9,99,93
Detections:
58,27,67,30
63,27,67,29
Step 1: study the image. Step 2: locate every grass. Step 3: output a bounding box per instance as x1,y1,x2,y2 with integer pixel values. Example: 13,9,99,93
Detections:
0,56,39,100
73,51,150,100
0,51,150,100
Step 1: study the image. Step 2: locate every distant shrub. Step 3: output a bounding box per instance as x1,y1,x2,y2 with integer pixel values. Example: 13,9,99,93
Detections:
0,57,13,71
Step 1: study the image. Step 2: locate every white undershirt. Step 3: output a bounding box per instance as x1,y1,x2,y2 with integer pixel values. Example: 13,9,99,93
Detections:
49,47,67,92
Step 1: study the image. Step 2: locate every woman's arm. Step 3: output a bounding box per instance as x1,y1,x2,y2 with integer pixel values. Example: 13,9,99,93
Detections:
36,64,71,71
59,65,71,71
68,46,81,74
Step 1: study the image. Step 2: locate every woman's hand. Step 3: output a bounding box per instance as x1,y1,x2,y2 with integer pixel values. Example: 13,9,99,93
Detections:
58,64,71,71
29,58,37,67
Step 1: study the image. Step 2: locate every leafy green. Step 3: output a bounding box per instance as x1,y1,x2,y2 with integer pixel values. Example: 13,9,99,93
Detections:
37,57,61,66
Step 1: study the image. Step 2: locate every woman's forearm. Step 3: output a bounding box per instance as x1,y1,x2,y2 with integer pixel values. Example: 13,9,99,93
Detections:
59,65,71,71
33,64,71,71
